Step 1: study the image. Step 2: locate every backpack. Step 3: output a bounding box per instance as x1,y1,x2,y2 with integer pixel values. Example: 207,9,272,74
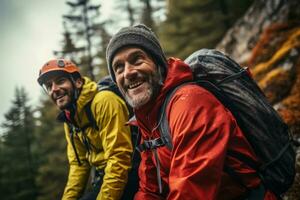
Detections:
81,75,140,199
138,49,296,196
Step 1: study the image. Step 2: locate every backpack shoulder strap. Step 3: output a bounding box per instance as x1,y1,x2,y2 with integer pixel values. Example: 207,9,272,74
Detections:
66,122,82,166
157,86,182,150
136,82,197,152
157,79,230,152
83,100,99,131
158,82,194,150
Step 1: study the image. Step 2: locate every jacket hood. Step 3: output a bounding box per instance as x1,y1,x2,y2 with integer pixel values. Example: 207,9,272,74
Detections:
134,57,193,134
57,76,98,126
76,76,98,113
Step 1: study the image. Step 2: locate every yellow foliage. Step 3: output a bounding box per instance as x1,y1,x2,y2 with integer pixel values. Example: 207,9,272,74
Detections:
258,67,289,89
279,58,300,127
278,108,298,125
248,23,289,66
252,28,300,80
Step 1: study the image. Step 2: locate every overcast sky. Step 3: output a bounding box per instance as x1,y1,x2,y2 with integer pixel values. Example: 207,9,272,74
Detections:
0,0,114,132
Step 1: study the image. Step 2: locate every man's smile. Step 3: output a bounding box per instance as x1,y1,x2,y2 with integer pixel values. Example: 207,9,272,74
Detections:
128,81,143,89
52,90,68,102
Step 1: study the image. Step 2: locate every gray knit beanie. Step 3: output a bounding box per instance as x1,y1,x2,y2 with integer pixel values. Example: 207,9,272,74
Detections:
106,24,167,82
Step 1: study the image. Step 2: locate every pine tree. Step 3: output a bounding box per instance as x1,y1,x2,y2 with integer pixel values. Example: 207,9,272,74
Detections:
159,0,252,59
115,0,136,26
35,97,68,200
53,23,85,63
114,0,166,30
140,0,155,28
55,0,110,80
0,87,38,200
139,0,166,30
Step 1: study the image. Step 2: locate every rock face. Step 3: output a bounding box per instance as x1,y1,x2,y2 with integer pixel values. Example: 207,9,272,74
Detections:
216,0,300,199
217,0,299,64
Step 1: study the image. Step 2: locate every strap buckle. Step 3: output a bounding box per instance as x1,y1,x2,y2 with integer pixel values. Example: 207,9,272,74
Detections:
136,137,167,152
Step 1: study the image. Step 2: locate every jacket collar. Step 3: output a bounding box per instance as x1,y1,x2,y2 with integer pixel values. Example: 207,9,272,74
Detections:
133,58,193,133
56,76,98,126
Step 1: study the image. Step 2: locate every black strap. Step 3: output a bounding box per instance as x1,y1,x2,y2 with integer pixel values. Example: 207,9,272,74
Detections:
223,165,249,190
81,130,92,154
227,150,260,171
136,137,167,152
67,119,96,165
62,100,99,166
91,168,105,188
84,101,99,131
157,82,196,151
67,123,82,166
137,82,194,153
260,140,292,171
217,67,248,85
247,184,265,200
131,127,141,162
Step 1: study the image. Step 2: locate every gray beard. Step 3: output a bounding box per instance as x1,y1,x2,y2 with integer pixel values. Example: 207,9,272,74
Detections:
121,69,164,109
124,87,152,109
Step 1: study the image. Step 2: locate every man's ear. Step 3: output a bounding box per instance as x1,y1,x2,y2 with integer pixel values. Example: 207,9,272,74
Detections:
74,78,84,89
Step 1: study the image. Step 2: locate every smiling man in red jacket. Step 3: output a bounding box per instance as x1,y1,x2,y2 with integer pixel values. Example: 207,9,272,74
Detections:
105,24,278,200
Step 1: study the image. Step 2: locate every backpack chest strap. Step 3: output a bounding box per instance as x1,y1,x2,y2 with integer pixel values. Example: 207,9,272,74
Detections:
136,137,167,152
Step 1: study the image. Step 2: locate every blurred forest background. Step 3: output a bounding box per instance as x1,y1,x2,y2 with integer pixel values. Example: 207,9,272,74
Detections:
0,0,299,199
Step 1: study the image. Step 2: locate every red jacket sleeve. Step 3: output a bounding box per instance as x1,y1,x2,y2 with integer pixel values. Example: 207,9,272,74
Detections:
166,84,236,200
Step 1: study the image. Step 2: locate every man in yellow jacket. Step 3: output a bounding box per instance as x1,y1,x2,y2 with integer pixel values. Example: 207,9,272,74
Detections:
37,59,133,200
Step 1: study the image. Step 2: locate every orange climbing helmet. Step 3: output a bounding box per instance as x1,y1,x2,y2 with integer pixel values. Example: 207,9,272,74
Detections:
37,59,80,85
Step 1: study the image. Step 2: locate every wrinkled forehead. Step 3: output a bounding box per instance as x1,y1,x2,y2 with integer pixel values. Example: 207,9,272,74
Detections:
112,46,154,64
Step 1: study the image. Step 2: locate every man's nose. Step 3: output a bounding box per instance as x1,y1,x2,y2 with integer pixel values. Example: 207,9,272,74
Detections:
123,63,137,79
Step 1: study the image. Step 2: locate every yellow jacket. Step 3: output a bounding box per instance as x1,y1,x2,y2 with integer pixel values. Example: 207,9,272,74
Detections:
60,77,132,200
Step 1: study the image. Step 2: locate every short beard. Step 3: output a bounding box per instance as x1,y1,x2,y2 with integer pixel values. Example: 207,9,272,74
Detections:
52,88,76,110
122,68,164,109
124,87,152,109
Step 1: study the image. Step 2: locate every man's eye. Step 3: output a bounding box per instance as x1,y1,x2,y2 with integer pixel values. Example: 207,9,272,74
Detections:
114,64,124,74
133,55,143,65
56,78,66,84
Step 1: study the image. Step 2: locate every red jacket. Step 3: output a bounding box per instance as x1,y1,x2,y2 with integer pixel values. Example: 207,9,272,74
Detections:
133,58,277,200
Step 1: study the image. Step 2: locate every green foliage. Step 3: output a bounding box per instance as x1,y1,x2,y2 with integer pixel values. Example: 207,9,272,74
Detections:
34,97,68,200
95,25,111,80
159,0,253,59
139,0,166,31
140,0,155,29
55,0,110,81
0,89,68,200
114,0,166,31
0,87,38,200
